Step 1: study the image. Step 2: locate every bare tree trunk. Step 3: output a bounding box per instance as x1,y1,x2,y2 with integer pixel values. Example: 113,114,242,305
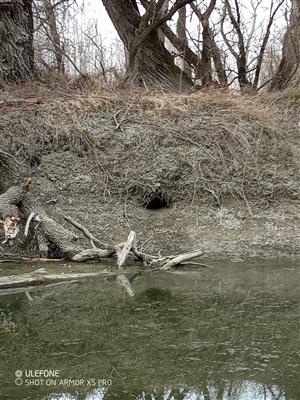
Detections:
191,1,227,87
158,0,169,44
222,0,252,90
270,0,300,90
0,0,34,83
200,17,213,86
41,0,65,74
176,6,192,77
102,0,193,90
161,23,200,76
210,31,228,86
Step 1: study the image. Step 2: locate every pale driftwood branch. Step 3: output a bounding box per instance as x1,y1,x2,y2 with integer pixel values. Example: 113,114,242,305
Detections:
131,246,158,265
72,248,115,262
25,211,37,237
0,269,123,290
116,231,136,269
64,215,111,249
160,250,203,270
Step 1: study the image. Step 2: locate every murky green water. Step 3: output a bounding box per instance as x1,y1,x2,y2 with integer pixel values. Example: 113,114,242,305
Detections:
0,260,299,400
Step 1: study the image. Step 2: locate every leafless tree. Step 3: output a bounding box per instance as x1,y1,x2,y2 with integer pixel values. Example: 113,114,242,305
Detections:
220,0,285,90
101,0,194,89
1,0,295,92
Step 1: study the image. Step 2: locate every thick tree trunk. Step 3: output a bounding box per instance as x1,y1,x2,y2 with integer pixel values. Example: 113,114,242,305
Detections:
0,151,79,258
270,0,300,90
0,0,34,83
125,30,192,89
102,0,193,90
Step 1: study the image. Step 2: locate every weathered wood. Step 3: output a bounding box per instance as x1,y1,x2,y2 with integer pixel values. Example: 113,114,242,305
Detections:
160,250,203,270
21,195,81,259
0,269,120,289
116,231,136,269
72,248,115,262
0,179,31,243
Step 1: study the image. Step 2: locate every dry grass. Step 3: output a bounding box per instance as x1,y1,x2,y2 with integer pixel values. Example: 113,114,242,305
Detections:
0,83,299,206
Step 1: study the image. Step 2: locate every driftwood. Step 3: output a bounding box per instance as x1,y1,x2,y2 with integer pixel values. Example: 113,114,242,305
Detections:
160,250,203,270
72,248,115,262
116,231,136,269
0,268,121,290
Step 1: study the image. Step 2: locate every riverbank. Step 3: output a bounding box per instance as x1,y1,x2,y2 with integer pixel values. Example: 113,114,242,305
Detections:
0,84,299,259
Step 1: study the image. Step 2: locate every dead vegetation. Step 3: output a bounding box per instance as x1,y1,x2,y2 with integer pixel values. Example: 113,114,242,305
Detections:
0,85,299,208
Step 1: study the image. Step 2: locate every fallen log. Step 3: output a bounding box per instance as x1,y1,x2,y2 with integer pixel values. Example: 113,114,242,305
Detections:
160,250,203,270
72,248,115,262
0,268,122,289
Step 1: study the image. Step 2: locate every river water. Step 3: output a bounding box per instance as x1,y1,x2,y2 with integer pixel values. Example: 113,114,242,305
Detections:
0,260,299,400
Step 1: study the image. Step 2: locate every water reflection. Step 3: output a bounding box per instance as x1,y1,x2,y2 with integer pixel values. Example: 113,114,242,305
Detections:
43,382,285,400
0,260,299,400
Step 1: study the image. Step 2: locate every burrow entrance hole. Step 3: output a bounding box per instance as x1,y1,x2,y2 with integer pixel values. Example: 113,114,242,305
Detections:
142,190,172,210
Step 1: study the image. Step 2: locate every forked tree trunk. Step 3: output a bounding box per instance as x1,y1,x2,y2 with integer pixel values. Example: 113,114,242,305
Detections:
0,0,34,84
102,0,193,90
126,30,192,89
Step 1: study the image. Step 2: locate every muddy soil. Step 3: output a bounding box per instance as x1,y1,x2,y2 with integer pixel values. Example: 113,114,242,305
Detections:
26,150,299,260
0,87,299,260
